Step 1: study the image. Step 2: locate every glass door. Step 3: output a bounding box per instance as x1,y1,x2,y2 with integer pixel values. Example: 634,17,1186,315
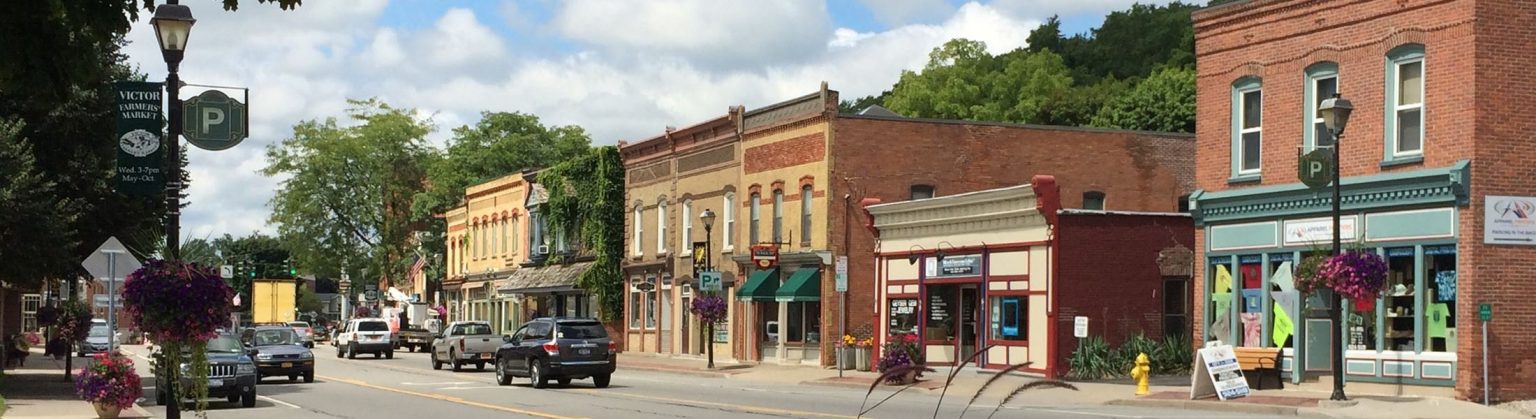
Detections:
959,286,979,362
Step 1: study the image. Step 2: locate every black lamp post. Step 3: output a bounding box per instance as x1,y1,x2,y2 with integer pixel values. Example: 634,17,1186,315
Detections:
151,4,195,418
1319,93,1354,402
698,208,717,369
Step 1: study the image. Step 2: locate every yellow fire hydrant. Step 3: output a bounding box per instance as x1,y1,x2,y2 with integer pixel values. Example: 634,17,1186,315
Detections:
1130,352,1151,396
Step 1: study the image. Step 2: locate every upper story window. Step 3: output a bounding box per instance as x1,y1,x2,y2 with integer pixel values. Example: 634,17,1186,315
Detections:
509,218,519,254
477,225,486,259
633,204,644,256
500,220,508,256
750,192,761,245
1387,44,1425,158
1083,191,1106,211
1231,78,1263,178
911,185,935,200
656,200,668,254
722,192,735,251
682,199,694,252
772,189,785,244
1304,63,1339,150
800,185,813,246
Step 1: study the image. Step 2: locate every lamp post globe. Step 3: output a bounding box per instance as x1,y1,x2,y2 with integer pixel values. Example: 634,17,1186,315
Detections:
699,208,717,231
149,4,196,65
1319,93,1353,402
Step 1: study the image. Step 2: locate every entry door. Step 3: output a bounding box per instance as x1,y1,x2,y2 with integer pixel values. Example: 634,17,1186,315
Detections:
681,295,692,354
660,291,673,353
1305,318,1332,372
959,286,979,362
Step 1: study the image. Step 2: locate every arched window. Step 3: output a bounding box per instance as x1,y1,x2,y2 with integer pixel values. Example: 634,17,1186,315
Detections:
749,192,761,245
772,189,784,243
633,204,644,256
682,199,694,251
800,185,813,246
657,200,668,254
723,192,736,251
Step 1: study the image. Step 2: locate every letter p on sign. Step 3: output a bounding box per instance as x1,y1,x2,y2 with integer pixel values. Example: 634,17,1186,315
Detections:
201,107,225,134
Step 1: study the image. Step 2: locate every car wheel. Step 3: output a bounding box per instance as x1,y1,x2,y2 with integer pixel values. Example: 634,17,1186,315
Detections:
374,352,381,359
432,356,443,370
557,378,572,387
347,346,357,359
335,344,343,358
530,360,547,389
241,388,257,408
450,350,462,372
495,358,512,386
303,372,314,383
386,350,394,360
593,373,611,388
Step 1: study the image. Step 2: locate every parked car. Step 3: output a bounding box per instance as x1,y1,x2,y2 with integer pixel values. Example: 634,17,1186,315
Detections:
155,332,257,407
335,318,393,359
311,324,330,342
288,321,314,348
242,326,315,383
493,317,615,388
77,322,115,357
430,321,499,371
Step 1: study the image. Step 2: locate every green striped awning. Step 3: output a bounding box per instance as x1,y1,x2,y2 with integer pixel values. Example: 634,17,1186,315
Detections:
736,268,779,302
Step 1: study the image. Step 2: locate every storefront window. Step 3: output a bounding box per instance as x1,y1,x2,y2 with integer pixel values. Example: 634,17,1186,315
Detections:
1382,248,1414,351
760,303,779,344
989,296,1026,341
926,285,958,342
1207,258,1235,344
1424,245,1456,353
1238,255,1263,347
787,302,821,343
889,298,919,335
629,283,643,329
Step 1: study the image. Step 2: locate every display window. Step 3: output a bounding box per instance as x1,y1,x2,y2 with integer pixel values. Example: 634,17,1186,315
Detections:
1424,245,1456,353
1378,247,1414,351
926,285,959,343
786,302,822,344
888,298,919,335
1206,258,1236,344
988,296,1026,342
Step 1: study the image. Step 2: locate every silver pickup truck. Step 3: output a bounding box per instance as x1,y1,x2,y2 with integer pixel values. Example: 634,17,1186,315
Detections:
430,321,500,371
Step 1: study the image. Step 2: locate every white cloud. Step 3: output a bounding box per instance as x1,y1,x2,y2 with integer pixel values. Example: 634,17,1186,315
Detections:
859,0,953,26
120,0,1134,242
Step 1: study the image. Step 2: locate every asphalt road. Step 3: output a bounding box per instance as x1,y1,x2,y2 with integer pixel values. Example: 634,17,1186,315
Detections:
119,343,1280,419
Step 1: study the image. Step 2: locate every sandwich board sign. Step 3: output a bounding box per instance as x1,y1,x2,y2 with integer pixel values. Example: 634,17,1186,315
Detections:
1190,344,1250,400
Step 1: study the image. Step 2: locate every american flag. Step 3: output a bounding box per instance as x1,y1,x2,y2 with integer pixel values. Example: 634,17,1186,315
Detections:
407,255,426,283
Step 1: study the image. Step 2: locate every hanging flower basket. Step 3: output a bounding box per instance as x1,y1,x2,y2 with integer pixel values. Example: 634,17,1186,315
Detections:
1295,250,1389,312
121,260,233,344
689,296,728,325
36,305,59,327
56,300,94,342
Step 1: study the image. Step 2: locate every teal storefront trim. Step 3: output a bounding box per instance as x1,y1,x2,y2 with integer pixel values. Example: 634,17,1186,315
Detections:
1190,160,1469,226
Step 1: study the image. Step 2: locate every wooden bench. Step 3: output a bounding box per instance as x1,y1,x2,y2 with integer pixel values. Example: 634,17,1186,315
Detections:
1232,347,1284,389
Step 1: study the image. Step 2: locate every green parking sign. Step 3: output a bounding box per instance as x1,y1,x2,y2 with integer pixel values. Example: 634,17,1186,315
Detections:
1479,304,1492,321
183,90,248,151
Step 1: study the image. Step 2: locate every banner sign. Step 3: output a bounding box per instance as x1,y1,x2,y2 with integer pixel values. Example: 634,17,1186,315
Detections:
114,81,165,195
925,255,981,277
1485,196,1536,245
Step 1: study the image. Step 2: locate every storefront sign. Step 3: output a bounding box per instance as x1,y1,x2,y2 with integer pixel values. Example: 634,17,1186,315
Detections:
1484,196,1536,245
114,81,165,195
924,255,981,277
1282,216,1357,246
751,244,779,269
889,299,918,333
1190,344,1250,400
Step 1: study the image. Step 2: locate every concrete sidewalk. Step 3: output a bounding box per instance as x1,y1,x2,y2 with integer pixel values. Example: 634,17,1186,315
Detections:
1,348,152,419
1109,388,1529,419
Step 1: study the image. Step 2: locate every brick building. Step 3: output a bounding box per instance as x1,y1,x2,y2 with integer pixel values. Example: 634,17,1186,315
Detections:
623,84,1194,367
865,179,1193,377
1189,0,1536,400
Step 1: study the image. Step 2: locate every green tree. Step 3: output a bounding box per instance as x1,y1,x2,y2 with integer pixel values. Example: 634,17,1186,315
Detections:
296,286,323,315
411,112,591,300
1055,2,1201,84
0,119,70,287
1091,66,1197,133
837,92,890,114
883,40,1076,125
264,99,432,288
539,147,624,322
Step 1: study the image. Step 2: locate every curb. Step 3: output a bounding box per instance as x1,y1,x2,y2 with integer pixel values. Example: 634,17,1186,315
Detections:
622,364,741,378
1106,398,1302,416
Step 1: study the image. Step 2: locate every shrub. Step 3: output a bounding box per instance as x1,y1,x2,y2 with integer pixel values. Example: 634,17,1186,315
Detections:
1152,334,1193,374
1067,335,1120,380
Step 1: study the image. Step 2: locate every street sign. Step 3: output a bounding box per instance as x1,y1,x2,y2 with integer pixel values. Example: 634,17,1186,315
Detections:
81,237,142,281
1298,148,1334,189
1073,316,1089,338
835,256,848,293
1480,303,1492,321
114,81,165,195
183,90,248,151
364,290,379,301
220,265,234,279
699,271,722,292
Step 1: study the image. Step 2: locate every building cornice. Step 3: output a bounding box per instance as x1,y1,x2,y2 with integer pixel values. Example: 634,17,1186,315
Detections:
1190,160,1469,226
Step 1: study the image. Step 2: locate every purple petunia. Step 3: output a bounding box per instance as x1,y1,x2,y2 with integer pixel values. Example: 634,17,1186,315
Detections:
121,259,234,345
689,296,728,324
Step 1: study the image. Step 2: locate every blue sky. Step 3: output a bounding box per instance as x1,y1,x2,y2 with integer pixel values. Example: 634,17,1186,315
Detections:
119,0,1172,242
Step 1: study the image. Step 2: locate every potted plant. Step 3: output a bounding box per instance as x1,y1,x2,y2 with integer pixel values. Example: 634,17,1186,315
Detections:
75,353,141,418
855,337,874,372
836,335,858,370
877,333,923,384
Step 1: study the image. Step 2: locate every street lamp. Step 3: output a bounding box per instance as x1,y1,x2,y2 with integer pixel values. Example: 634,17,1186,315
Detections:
1318,93,1353,402
698,208,717,369
150,5,194,418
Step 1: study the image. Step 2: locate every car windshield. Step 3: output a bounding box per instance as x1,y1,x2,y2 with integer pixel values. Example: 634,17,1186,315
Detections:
206,335,244,353
456,323,492,335
89,325,110,337
557,322,607,339
252,329,298,346
357,321,389,332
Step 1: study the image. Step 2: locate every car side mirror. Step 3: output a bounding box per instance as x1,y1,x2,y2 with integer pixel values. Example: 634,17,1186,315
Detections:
502,335,513,343
246,348,259,357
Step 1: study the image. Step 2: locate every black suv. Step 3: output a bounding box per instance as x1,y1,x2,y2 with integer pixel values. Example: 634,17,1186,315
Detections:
494,317,615,388
155,332,258,407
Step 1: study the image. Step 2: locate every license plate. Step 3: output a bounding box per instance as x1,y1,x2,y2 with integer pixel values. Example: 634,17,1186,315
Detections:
208,379,223,387
578,349,591,355
479,353,492,360
281,362,293,368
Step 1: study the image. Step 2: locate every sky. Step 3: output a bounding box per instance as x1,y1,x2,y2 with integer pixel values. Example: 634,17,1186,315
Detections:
120,0,1182,242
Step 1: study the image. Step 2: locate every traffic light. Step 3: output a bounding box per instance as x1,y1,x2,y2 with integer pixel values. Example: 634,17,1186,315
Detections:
287,259,297,277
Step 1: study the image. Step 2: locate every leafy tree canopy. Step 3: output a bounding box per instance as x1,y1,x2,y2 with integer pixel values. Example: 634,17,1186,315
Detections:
1091,66,1197,133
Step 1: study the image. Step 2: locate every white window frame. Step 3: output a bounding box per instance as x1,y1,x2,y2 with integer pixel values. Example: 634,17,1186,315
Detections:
1237,86,1263,175
682,199,693,253
657,200,668,254
800,185,813,247
633,205,644,256
723,192,735,252
1392,58,1425,157
1304,64,1339,151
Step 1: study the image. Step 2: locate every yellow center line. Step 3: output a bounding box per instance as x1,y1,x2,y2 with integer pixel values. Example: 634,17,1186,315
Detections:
318,375,581,419
570,388,858,419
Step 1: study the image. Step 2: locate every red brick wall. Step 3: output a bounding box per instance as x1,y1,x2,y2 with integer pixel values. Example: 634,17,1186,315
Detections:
829,116,1194,354
1055,213,1195,377
1465,0,1536,402
743,132,826,174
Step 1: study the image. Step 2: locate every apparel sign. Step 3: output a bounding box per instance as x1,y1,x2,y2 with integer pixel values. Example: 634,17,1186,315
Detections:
1484,196,1536,245
1190,344,1250,400
1282,216,1358,246
114,82,165,195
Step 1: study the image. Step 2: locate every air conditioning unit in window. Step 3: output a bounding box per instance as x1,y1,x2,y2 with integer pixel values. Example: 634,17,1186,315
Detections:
536,245,550,255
